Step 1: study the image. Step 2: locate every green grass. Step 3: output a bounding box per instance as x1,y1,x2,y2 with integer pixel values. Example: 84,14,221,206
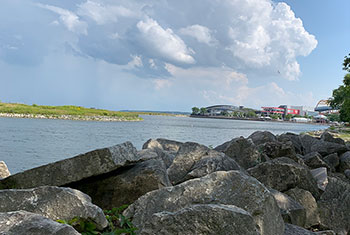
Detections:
0,102,142,121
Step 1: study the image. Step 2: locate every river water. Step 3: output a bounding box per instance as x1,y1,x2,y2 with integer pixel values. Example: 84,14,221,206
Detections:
0,115,327,174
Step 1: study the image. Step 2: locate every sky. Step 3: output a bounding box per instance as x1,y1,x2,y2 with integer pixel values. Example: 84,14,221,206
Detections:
0,0,349,112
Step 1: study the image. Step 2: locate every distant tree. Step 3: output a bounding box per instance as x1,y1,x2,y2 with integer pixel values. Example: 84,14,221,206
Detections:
191,107,200,115
285,114,293,120
329,54,350,122
200,107,207,115
246,110,257,118
327,113,340,122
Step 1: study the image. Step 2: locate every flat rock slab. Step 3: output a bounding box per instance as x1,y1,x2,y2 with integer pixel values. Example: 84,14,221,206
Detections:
0,210,79,235
0,142,141,189
140,204,259,235
124,170,284,235
270,189,306,227
0,186,107,230
285,188,320,228
310,167,328,191
0,161,10,179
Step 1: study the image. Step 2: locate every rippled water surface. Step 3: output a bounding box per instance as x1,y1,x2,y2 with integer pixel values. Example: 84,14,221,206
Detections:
0,115,327,173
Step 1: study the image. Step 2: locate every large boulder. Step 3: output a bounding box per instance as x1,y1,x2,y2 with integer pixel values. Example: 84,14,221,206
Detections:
0,142,142,189
303,152,329,170
285,188,320,228
0,210,79,235
248,131,277,146
299,135,347,157
215,137,261,169
0,161,10,179
139,204,259,235
284,223,316,235
124,170,285,235
167,142,243,185
317,177,350,235
247,157,320,199
69,158,171,209
320,131,345,145
323,153,339,172
270,189,306,227
0,186,108,230
277,133,303,154
259,141,296,160
142,138,183,152
138,148,176,168
339,151,350,173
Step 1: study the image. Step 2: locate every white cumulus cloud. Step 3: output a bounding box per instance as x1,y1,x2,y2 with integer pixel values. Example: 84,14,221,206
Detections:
136,18,195,64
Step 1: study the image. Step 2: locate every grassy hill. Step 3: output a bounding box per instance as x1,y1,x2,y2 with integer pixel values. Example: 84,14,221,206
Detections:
0,102,142,121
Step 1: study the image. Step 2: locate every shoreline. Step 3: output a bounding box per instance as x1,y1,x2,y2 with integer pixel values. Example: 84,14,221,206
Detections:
0,113,143,122
190,114,328,126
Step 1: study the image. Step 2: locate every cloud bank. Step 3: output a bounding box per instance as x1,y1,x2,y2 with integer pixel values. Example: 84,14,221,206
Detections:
0,0,318,110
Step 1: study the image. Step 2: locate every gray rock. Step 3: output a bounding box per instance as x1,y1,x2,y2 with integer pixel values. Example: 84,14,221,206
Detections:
345,169,350,179
317,177,350,235
299,135,347,157
310,168,328,191
270,189,306,227
323,153,339,172
124,171,284,235
259,141,296,159
0,186,107,230
215,137,261,169
70,158,171,209
0,161,10,179
285,188,320,228
247,157,320,199
284,223,316,235
339,151,350,172
277,133,303,154
320,131,345,145
139,204,259,235
0,210,79,235
142,138,183,152
248,131,277,146
137,148,176,169
168,142,243,185
303,152,329,170
0,142,141,189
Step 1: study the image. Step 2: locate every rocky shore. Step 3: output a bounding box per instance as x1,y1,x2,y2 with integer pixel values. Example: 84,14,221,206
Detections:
0,113,142,122
0,131,350,234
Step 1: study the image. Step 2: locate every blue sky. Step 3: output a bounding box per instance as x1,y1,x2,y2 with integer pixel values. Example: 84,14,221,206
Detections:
0,0,349,112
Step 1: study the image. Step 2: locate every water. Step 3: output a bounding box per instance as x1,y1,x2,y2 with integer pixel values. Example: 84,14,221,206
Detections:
0,115,327,174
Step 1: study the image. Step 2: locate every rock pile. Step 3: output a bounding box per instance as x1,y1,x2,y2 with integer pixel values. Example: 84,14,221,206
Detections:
0,131,349,234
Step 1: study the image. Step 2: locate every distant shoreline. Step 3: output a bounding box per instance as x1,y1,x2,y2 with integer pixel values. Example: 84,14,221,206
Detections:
189,114,328,125
0,113,142,122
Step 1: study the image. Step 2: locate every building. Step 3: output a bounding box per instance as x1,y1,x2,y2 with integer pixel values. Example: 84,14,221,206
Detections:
205,105,239,116
261,105,318,118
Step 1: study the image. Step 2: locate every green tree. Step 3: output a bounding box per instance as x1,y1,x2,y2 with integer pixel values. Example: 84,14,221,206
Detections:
246,110,257,118
191,107,200,115
343,53,350,72
200,107,207,115
329,57,350,122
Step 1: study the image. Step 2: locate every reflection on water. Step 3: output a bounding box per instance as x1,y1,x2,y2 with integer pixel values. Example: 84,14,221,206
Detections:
0,115,327,173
